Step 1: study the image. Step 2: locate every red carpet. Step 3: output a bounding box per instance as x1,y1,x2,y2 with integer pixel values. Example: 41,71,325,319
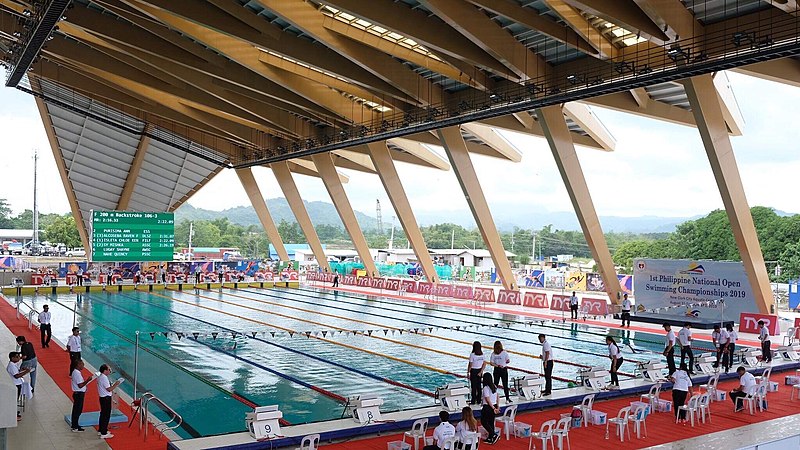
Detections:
319,376,800,450
0,295,168,450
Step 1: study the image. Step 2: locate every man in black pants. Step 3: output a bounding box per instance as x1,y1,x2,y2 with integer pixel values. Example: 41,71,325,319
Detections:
538,334,553,396
70,360,93,432
37,305,52,348
678,323,695,374
569,292,578,320
758,320,772,363
620,293,632,327
663,323,676,376
332,274,339,287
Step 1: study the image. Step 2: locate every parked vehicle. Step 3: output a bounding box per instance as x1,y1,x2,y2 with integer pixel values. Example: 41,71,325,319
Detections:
65,248,86,257
7,242,24,255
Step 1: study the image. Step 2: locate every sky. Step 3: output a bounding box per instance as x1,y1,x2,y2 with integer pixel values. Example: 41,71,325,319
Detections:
1,71,799,227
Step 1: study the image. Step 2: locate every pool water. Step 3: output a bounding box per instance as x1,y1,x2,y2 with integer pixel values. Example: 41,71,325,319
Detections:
8,287,691,438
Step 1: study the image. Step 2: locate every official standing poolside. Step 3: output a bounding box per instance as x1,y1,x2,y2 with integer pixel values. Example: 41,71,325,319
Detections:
758,321,772,363
97,364,123,439
37,305,51,348
67,327,81,376
70,360,93,432
678,323,694,374
620,294,632,327
663,323,676,376
538,334,553,396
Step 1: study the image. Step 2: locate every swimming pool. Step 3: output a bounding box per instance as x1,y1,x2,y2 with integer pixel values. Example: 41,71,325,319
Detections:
7,286,700,438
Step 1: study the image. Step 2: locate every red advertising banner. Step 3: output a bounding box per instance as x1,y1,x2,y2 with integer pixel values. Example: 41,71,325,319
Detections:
384,278,401,291
550,294,572,311
473,287,496,303
31,274,44,285
433,283,453,298
795,318,800,339
66,274,77,285
497,290,521,305
739,312,780,335
342,275,357,285
417,282,434,295
287,270,299,281
523,292,548,308
357,276,372,287
306,272,318,281
401,280,417,294
580,298,609,316
371,277,385,289
452,284,473,300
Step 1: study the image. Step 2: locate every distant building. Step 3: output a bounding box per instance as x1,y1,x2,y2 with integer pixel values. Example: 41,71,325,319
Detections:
430,249,516,269
0,229,34,244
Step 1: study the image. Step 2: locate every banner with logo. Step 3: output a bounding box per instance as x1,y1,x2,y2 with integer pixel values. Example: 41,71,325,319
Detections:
581,298,609,316
521,270,545,288
400,279,417,294
523,292,548,308
738,312,780,335
544,269,564,289
633,259,757,322
618,274,633,294
497,290,521,305
473,287,495,303
550,294,571,311
565,272,587,291
586,273,605,292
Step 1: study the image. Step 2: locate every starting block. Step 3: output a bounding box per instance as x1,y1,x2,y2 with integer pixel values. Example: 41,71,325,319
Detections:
637,360,667,382
514,374,545,400
578,367,609,391
777,345,800,362
739,348,762,367
436,383,469,411
696,353,718,375
349,394,384,424
245,405,283,440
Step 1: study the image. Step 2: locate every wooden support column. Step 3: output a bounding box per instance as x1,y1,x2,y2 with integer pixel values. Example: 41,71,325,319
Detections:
270,162,331,272
34,97,90,251
436,127,516,290
683,74,774,314
235,167,289,261
537,105,622,304
310,153,379,276
117,125,152,210
366,141,438,283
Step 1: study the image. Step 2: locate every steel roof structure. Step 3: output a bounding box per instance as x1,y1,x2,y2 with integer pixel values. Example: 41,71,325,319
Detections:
1,0,798,313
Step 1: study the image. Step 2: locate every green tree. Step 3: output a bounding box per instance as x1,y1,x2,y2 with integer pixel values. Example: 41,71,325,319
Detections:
0,199,12,228
277,220,305,244
42,215,81,248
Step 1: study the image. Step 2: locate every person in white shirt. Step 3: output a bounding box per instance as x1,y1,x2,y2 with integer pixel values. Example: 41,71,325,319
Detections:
678,323,694,374
67,327,81,376
480,373,500,444
423,410,456,450
725,323,738,372
7,352,31,420
70,360,94,432
663,323,676,376
712,325,722,368
718,326,731,371
488,341,511,403
569,291,579,320
758,321,772,363
670,362,694,422
606,336,623,388
538,334,553,396
620,293,632,327
730,366,757,411
454,406,479,450
38,304,52,348
466,341,486,405
97,364,123,439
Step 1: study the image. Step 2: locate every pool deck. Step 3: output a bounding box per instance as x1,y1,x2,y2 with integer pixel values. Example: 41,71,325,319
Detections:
0,295,170,450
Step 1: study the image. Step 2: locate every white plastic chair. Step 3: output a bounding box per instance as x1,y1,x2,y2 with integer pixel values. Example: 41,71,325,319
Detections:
697,393,711,424
677,394,700,426
759,367,772,389
699,374,719,401
734,388,761,415
552,416,571,450
608,406,631,442
791,384,800,401
439,436,458,450
403,418,429,450
783,327,797,346
639,383,662,410
495,404,518,440
627,404,648,439
573,394,595,427
529,419,555,450
295,434,320,450
458,431,479,450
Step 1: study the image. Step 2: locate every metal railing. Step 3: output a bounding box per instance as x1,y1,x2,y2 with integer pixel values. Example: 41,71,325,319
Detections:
15,300,40,331
138,392,183,441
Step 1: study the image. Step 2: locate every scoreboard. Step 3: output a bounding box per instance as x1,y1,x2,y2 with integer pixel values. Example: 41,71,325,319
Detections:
91,211,175,261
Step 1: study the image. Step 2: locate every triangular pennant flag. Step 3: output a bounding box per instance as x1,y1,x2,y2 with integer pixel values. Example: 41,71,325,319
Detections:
367,330,373,336
149,332,155,340
353,330,358,335
192,332,199,339
391,330,396,335
322,331,328,337
399,329,404,334
211,332,218,340
384,330,389,335
163,332,169,338
455,326,460,331
305,331,311,338
251,332,257,338
231,332,238,339
270,332,276,337
288,331,294,337
177,333,183,340
429,328,434,333
313,331,319,337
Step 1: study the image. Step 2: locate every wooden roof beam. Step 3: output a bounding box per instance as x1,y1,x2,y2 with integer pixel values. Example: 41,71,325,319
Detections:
541,0,617,59
562,0,670,43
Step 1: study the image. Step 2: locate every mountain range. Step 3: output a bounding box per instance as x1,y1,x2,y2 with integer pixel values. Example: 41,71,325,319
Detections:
174,199,752,233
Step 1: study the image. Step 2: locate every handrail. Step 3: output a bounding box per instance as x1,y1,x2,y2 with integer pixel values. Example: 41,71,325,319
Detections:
139,392,183,441
16,300,40,330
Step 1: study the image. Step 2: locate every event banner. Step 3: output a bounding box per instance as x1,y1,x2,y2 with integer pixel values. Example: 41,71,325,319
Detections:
633,259,757,322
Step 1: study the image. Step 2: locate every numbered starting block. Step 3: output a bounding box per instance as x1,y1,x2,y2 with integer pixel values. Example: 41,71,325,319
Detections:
637,360,667,382
514,374,545,400
11,278,23,287
245,405,283,440
348,394,384,424
436,383,469,411
696,353,718,375
777,345,800,362
740,348,763,367
578,366,609,391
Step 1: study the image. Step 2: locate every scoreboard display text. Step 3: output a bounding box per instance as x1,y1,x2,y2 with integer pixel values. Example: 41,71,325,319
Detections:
91,211,174,261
